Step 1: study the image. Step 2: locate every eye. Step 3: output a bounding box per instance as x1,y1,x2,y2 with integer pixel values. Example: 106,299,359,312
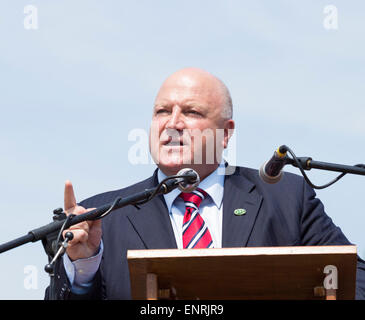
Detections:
186,110,202,116
155,108,169,115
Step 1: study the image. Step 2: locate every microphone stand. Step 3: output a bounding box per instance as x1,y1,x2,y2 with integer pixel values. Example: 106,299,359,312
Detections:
0,174,190,299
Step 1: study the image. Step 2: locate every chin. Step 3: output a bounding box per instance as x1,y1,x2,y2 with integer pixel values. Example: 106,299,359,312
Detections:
157,159,188,176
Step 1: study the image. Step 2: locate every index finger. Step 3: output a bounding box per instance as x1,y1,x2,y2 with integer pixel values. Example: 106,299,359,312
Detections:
64,180,77,211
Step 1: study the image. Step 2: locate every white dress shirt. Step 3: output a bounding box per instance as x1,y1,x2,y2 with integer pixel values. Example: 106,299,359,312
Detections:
158,163,225,249
63,162,225,290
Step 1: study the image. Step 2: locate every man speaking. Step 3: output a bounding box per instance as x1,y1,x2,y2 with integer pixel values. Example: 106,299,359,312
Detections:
45,67,365,299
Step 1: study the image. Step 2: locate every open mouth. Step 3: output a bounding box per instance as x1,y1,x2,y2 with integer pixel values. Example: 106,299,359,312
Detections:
164,140,184,147
163,136,185,146
160,128,191,147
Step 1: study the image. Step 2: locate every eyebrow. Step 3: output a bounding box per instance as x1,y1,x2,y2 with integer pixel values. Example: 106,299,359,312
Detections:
153,103,168,109
154,101,205,109
183,101,205,109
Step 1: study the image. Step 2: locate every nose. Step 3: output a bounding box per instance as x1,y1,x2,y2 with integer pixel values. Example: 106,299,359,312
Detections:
166,106,184,130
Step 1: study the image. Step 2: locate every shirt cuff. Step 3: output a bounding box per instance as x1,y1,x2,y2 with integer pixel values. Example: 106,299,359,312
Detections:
63,240,103,290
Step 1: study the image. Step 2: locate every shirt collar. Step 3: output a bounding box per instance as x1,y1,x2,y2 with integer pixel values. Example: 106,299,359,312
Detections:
158,162,225,213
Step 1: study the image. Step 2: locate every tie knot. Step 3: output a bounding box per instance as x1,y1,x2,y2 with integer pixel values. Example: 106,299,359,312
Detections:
179,188,207,208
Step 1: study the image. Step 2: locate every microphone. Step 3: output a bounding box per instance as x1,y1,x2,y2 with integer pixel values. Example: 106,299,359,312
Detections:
176,168,200,192
259,146,288,184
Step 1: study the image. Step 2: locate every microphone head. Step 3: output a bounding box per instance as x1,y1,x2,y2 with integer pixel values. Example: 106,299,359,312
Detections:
259,161,284,184
176,168,200,192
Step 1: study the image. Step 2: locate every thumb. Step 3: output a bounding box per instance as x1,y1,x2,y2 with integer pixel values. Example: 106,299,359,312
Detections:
64,180,77,211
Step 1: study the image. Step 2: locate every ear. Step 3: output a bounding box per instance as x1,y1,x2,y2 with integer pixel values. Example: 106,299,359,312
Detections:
223,119,235,149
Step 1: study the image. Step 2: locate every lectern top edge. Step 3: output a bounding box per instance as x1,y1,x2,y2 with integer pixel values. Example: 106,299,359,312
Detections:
127,245,357,260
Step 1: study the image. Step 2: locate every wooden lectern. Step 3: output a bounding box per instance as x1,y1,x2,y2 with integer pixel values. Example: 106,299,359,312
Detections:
127,245,357,300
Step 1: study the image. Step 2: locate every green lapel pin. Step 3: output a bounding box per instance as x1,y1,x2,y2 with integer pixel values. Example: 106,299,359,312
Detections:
234,208,246,216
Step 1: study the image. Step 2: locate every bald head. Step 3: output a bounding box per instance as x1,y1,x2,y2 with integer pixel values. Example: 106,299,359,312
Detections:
155,68,233,120
150,67,235,179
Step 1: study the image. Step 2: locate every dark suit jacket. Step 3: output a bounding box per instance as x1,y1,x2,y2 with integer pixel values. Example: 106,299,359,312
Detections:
45,166,365,299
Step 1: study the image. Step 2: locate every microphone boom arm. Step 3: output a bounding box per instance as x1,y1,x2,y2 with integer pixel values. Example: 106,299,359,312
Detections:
0,173,192,255
287,157,365,176
281,145,365,189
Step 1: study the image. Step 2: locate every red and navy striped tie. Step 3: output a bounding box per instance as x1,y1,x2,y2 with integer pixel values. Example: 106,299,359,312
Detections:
179,188,214,249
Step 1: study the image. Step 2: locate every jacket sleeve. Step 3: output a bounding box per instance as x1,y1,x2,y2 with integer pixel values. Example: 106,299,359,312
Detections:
44,256,103,300
300,180,365,300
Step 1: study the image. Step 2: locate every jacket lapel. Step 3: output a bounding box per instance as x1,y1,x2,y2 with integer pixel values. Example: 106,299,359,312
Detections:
126,171,177,249
222,166,263,248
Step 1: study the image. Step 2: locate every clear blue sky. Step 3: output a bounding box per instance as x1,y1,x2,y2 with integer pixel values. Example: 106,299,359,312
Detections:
0,1,364,299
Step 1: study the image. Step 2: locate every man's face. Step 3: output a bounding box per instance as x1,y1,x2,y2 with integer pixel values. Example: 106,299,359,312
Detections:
149,71,234,178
